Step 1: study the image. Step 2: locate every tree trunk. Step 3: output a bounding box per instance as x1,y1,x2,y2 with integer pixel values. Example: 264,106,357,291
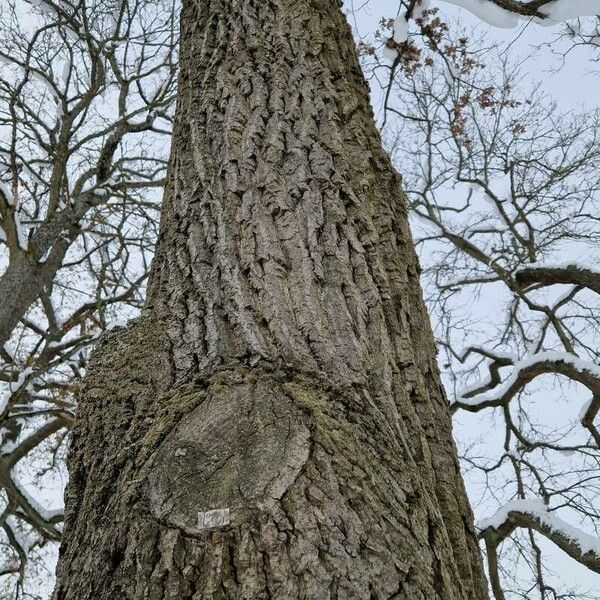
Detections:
52,1,489,598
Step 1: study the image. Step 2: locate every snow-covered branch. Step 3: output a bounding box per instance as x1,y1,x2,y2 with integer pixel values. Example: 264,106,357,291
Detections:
479,499,600,573
440,0,599,27
453,352,600,447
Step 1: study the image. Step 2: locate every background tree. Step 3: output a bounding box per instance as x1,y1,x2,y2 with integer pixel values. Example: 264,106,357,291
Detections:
0,0,176,594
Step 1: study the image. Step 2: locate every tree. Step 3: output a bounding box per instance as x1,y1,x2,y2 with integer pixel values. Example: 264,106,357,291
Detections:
0,0,176,594
50,0,493,598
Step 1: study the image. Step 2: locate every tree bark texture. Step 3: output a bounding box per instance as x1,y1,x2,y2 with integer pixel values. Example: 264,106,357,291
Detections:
53,0,489,598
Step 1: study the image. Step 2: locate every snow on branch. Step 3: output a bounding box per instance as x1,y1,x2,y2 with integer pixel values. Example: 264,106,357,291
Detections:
453,352,600,429
479,498,600,573
450,346,516,400
439,0,600,27
9,475,63,525
439,0,520,28
0,471,63,544
539,0,600,22
452,352,600,446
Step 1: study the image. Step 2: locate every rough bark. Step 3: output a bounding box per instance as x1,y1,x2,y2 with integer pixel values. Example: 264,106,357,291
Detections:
53,1,489,598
